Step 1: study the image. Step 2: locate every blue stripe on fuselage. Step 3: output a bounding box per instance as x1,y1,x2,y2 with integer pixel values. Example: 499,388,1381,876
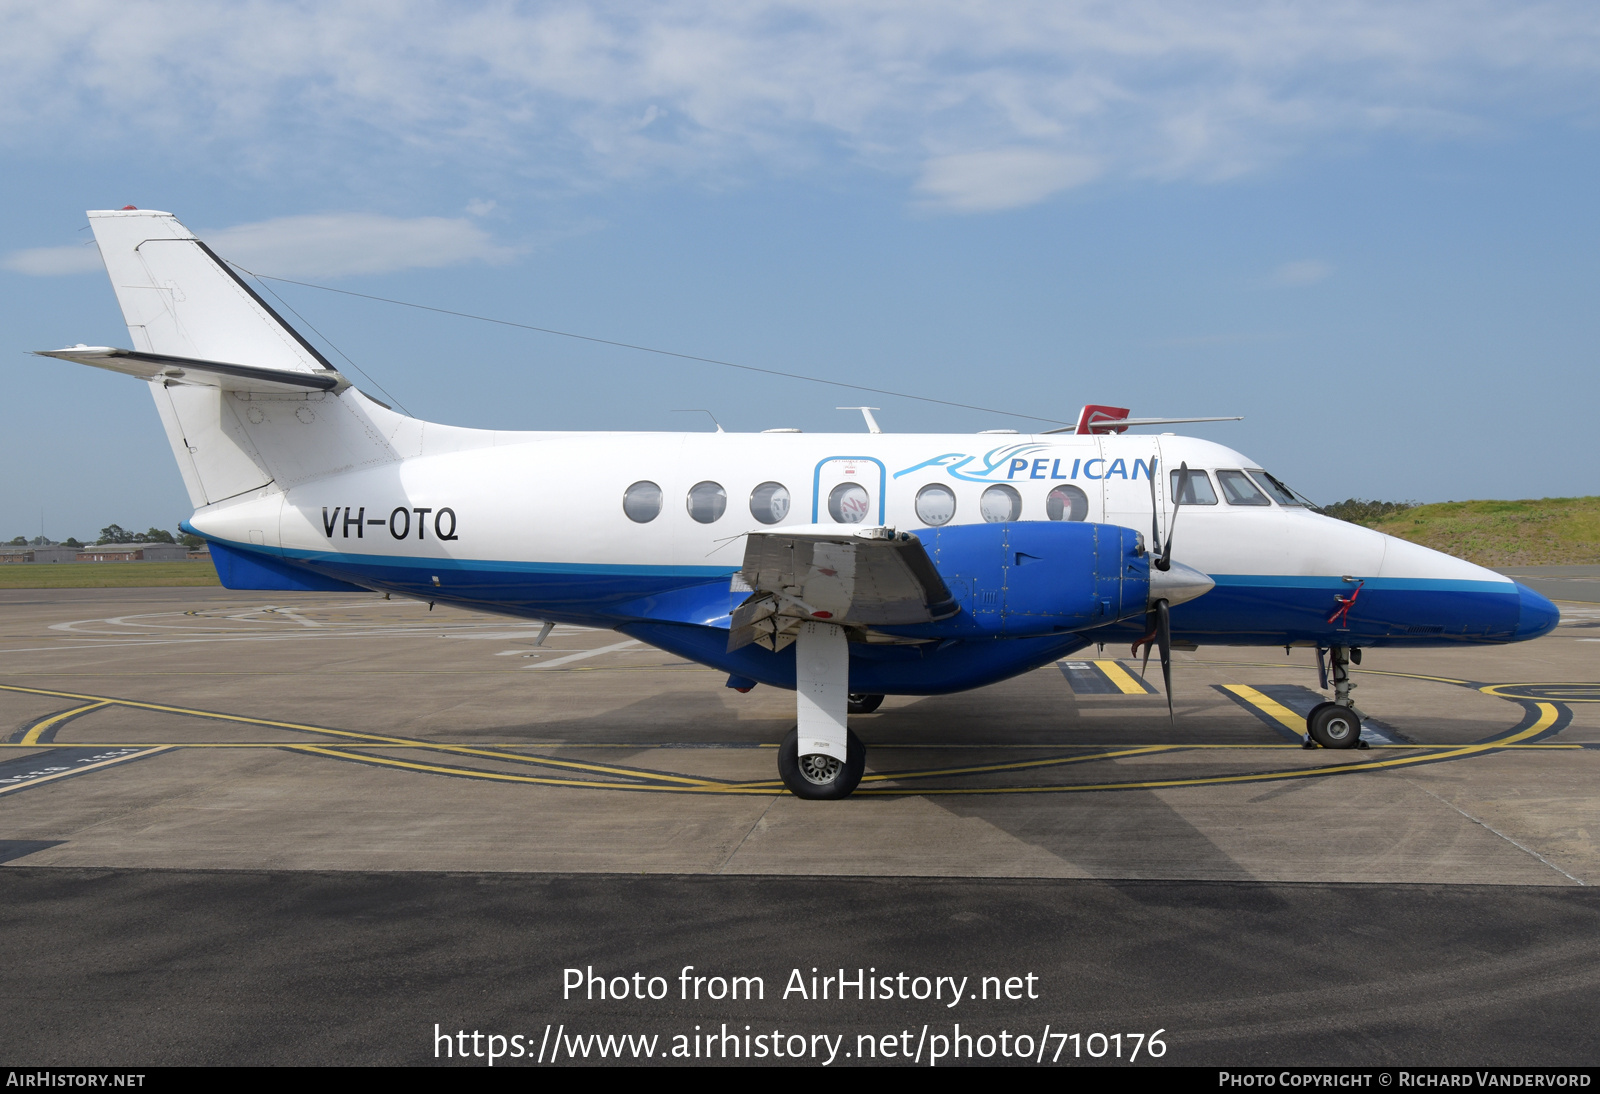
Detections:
198,536,1545,682
1137,573,1526,647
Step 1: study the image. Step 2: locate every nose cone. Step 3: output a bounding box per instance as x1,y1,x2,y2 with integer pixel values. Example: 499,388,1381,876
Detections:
1513,582,1560,641
1151,561,1215,608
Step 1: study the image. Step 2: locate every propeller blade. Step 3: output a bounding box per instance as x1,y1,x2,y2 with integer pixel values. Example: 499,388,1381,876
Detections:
1157,598,1173,724
1158,461,1190,572
1148,455,1160,557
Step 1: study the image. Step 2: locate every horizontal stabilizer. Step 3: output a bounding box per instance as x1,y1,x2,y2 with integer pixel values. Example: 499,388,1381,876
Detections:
36,346,346,395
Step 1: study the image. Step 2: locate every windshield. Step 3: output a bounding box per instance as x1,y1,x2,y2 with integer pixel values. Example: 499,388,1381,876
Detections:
1246,469,1305,507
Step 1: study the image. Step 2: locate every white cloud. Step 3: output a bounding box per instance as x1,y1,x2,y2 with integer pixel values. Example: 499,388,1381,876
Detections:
207,214,515,278
5,213,514,279
0,3,1597,213
1272,259,1334,286
915,149,1101,212
3,243,103,276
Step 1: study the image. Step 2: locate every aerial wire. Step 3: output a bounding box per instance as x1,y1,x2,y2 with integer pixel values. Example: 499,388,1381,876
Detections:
240,271,415,417
223,262,1075,427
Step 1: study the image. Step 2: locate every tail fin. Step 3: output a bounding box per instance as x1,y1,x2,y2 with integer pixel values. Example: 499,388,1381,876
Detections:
41,209,417,508
87,208,331,373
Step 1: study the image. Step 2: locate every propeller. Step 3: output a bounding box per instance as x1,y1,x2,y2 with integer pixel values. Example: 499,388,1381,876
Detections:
1135,458,1191,722
1133,599,1174,722
1147,460,1191,572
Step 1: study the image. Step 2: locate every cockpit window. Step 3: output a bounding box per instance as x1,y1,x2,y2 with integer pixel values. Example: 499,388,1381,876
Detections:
1217,469,1271,506
1247,470,1304,506
1170,469,1218,505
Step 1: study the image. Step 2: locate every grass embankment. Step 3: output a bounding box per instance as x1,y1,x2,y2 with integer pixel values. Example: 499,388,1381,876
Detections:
0,561,221,589
1349,497,1600,567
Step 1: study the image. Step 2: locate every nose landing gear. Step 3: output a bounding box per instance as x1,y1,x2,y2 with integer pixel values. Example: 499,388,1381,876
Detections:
1305,645,1369,749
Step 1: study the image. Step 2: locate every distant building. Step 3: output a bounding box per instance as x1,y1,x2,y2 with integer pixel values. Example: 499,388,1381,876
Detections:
76,544,191,562
0,546,82,563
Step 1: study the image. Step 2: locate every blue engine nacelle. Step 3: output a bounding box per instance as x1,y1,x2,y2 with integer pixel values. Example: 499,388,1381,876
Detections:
883,521,1150,639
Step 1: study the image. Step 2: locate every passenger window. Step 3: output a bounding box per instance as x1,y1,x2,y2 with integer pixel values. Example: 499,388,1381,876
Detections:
749,481,790,525
623,480,663,523
979,484,1022,523
1045,484,1088,522
914,484,956,526
1216,470,1271,506
1247,470,1303,506
687,481,727,523
828,483,871,524
1170,469,1218,505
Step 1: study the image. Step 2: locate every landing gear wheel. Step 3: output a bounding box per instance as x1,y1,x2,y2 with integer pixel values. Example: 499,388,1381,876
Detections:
777,727,866,800
1306,702,1363,750
847,693,884,715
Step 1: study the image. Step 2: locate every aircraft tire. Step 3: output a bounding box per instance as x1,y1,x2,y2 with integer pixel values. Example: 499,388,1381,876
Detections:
778,727,866,800
1306,702,1362,749
847,693,885,715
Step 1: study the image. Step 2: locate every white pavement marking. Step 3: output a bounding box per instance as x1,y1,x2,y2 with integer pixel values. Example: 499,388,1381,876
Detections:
265,607,323,628
522,639,641,669
445,630,575,640
1410,781,1587,886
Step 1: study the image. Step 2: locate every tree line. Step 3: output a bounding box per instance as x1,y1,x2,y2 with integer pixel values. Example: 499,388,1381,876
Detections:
6,525,206,549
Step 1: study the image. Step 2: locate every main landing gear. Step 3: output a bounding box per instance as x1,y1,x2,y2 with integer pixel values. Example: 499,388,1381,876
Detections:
778,726,867,800
1304,645,1369,750
776,622,872,799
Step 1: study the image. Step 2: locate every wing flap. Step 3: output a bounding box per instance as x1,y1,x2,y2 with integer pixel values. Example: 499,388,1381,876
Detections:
729,526,958,652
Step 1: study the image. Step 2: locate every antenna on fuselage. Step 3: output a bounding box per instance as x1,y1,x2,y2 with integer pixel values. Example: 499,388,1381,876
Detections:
836,407,882,433
672,409,725,433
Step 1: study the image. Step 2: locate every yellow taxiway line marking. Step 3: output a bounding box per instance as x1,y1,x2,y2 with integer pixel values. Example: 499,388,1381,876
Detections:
1192,660,1475,687
849,703,1563,795
283,745,712,791
0,742,1584,751
0,746,172,796
18,701,112,745
859,744,1174,782
1219,685,1306,734
1094,660,1154,695
724,745,1175,790
0,682,723,788
302,704,1562,796
0,684,1572,797
1480,683,1600,702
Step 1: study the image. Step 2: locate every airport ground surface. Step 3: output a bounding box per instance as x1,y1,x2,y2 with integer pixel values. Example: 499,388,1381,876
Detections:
1,585,1597,1066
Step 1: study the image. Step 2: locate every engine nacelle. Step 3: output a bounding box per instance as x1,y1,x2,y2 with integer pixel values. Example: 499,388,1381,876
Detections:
881,521,1150,639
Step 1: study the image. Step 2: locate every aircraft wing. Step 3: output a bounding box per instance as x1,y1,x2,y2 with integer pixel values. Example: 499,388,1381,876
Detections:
728,526,959,652
36,346,347,395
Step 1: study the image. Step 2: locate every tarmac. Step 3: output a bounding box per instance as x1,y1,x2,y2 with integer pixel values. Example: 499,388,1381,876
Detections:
1,584,1596,1066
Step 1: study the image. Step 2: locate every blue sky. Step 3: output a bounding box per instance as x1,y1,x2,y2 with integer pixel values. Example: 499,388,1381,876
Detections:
2,1,1597,540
